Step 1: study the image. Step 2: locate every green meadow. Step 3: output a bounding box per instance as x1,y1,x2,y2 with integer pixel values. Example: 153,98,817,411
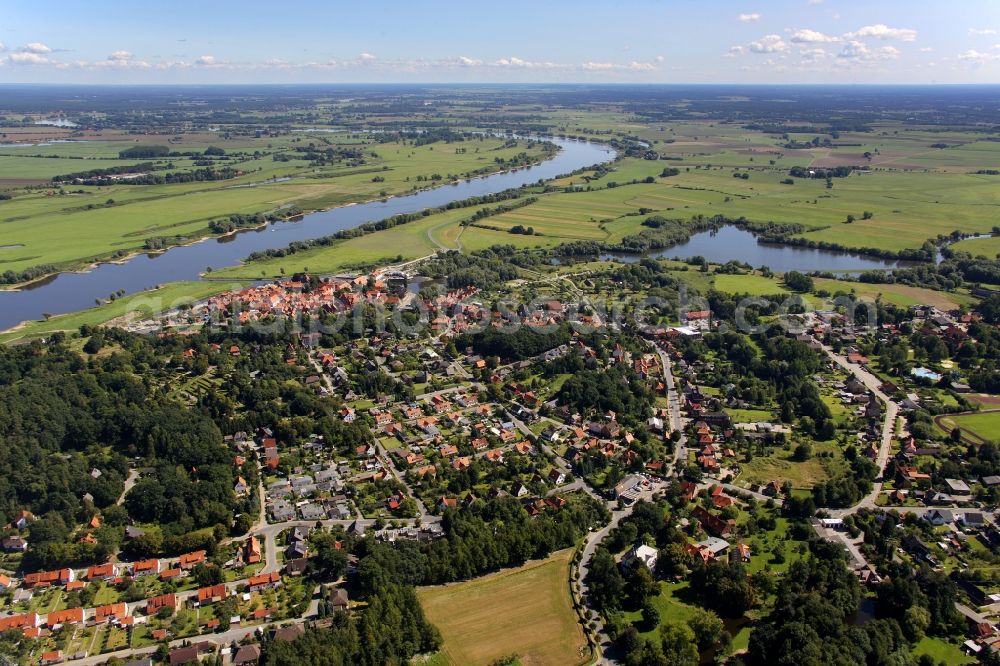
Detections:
0,135,549,279
951,234,1000,259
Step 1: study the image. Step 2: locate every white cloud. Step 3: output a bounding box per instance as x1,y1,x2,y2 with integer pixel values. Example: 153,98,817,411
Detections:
920,47,934,52
808,0,823,4
655,55,665,63
846,24,917,42
492,56,564,69
799,48,828,63
194,54,218,66
94,51,150,69
22,42,52,54
356,52,376,62
748,34,789,53
0,43,5,52
969,28,998,36
837,41,870,60
738,13,761,23
587,60,656,71
836,40,901,62
456,55,482,67
8,52,53,65
958,49,999,63
789,28,839,43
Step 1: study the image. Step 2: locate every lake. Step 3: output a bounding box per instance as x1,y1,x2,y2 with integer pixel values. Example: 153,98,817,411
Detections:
0,137,614,330
602,226,916,273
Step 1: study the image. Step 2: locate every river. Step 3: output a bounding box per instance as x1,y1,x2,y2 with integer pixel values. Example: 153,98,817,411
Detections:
0,137,614,330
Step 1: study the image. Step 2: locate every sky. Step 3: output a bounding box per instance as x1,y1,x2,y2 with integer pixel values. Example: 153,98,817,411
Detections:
1,0,999,84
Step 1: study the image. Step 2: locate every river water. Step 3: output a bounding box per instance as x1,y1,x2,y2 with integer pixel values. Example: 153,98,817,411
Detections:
0,138,613,330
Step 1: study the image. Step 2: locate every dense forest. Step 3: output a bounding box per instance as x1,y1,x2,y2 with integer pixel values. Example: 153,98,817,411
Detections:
0,333,237,568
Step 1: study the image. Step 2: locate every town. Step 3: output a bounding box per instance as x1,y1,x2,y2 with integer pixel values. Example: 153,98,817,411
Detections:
0,236,998,666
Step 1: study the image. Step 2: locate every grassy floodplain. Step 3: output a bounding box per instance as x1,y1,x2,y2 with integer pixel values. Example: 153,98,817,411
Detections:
0,132,550,279
951,234,1000,259
4,113,1000,339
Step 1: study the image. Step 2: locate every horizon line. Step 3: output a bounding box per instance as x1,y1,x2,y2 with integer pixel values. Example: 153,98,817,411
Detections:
2,81,1000,88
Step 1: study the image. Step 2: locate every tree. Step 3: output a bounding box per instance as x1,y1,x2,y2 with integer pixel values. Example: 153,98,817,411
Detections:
83,333,104,354
660,622,699,666
642,601,661,631
657,543,692,579
585,547,626,612
627,564,661,606
903,604,930,642
783,271,814,293
192,563,224,587
687,608,724,650
689,560,755,617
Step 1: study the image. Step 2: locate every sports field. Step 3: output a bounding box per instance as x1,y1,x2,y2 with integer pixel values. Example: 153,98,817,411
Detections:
941,411,1000,444
418,548,589,666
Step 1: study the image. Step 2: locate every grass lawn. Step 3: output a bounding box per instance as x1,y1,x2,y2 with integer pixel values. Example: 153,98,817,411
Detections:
418,548,589,666
92,583,119,606
624,581,699,635
948,411,1000,442
727,408,775,423
913,636,975,664
713,274,791,296
736,446,839,490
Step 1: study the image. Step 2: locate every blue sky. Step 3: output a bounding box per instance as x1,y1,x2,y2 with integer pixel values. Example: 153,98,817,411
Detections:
1,0,999,84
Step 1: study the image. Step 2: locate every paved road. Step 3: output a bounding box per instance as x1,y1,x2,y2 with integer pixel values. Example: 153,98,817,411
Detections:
821,344,899,517
576,481,662,664
653,343,686,466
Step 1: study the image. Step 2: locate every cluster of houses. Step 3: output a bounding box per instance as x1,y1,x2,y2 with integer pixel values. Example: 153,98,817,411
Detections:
202,273,407,325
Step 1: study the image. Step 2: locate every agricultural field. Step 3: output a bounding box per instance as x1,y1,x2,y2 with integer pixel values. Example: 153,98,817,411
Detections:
812,277,974,310
418,548,589,666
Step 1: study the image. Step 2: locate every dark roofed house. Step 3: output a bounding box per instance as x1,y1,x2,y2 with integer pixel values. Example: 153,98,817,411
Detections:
284,558,309,577
329,587,349,611
271,623,306,643
232,644,262,666
169,642,214,666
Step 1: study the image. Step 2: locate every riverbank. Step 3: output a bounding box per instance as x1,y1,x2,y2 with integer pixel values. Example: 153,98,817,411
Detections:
0,143,556,292
0,281,248,345
0,137,613,332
